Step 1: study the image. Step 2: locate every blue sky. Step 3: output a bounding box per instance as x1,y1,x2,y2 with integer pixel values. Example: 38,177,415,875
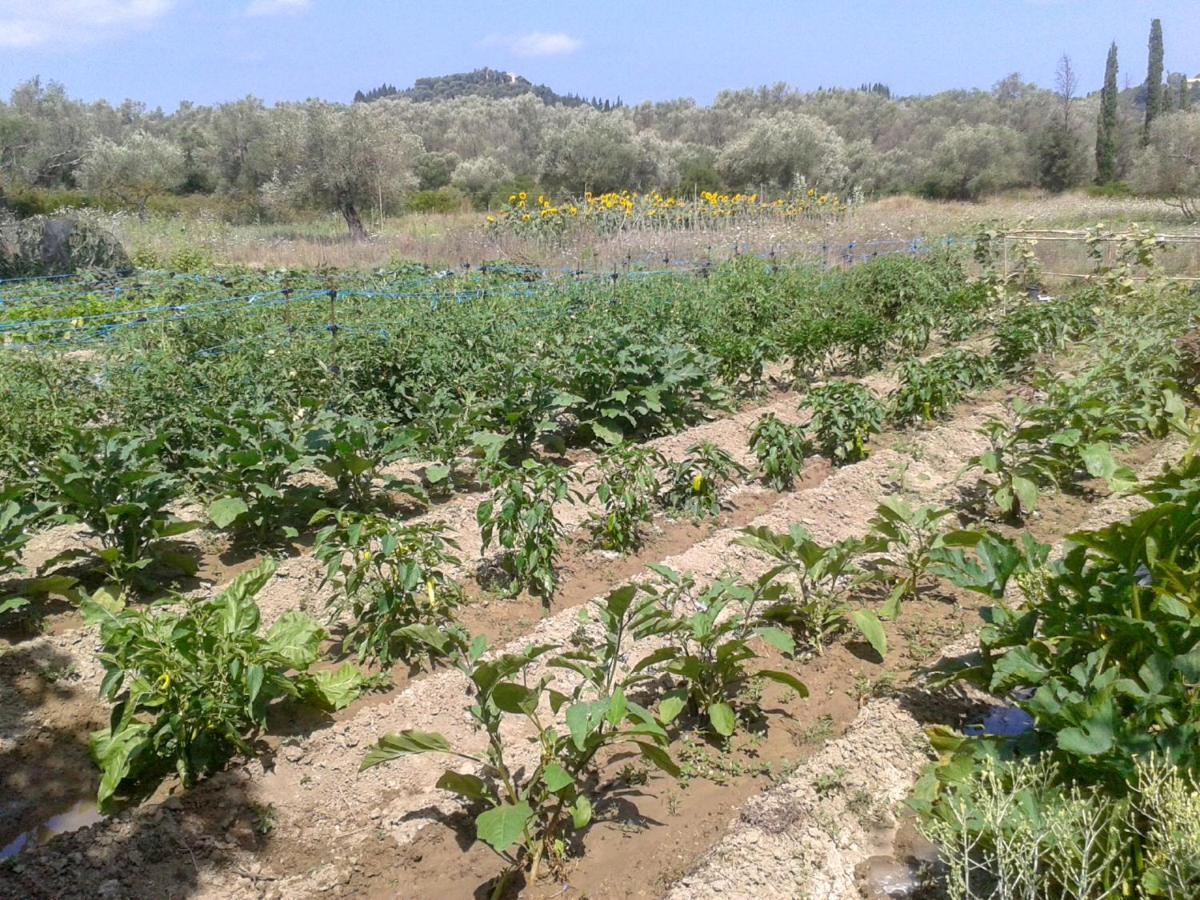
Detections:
0,1,1197,110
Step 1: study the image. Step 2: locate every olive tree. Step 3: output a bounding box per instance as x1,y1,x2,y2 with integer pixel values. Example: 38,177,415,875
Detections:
451,155,512,207
78,131,184,219
919,123,1029,200
537,112,641,194
1133,111,1200,221
290,101,420,239
716,112,848,191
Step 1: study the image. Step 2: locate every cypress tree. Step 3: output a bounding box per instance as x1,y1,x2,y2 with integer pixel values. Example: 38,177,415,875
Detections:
1182,75,1192,111
1144,18,1164,143
1096,43,1120,183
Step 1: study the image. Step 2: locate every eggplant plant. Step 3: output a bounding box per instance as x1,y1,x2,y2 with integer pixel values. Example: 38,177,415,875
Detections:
734,524,882,656
40,427,199,590
862,497,955,616
0,485,54,616
193,405,318,546
305,413,427,509
362,585,681,892
640,564,808,738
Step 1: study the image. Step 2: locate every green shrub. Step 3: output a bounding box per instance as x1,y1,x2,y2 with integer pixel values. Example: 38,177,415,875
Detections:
801,381,885,465
749,412,809,490
84,559,366,807
407,187,466,214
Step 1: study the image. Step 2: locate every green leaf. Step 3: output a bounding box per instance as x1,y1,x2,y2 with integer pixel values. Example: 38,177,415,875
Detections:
591,422,625,445
707,702,736,736
305,663,367,711
990,647,1049,691
850,609,887,659
635,741,681,778
361,730,451,770
436,770,488,800
90,722,150,807
754,626,795,656
246,664,264,705
265,611,325,670
0,596,29,616
208,496,249,528
475,801,534,853
1011,476,1039,513
424,464,451,484
606,686,628,727
756,669,809,697
81,584,126,627
566,699,610,750
1057,715,1115,756
491,682,539,716
571,795,593,830
542,763,575,794
658,689,688,725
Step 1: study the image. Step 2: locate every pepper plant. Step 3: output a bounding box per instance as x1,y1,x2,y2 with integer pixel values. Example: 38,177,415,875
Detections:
84,559,368,808
801,381,885,465
749,412,809,490
478,458,582,598
587,442,665,552
662,442,749,521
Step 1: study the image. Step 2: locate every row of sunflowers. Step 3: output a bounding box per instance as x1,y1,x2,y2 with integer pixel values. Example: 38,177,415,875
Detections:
485,188,850,237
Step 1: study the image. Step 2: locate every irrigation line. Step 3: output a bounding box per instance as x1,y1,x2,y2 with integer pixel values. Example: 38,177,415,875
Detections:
0,236,959,350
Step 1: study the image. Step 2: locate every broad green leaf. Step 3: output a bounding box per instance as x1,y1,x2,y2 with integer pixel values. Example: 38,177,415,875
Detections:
658,689,688,724
756,669,809,697
361,730,451,770
305,663,367,711
542,763,575,794
989,647,1049,691
0,596,29,616
424,464,451,484
754,626,795,656
707,702,736,736
437,770,488,800
1057,717,1115,756
266,611,325,670
1011,476,1039,513
475,801,533,853
635,740,682,778
591,422,625,445
566,699,610,750
491,682,539,716
208,496,249,528
850,609,888,658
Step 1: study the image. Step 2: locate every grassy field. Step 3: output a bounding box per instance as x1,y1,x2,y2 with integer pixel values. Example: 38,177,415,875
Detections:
112,191,1199,272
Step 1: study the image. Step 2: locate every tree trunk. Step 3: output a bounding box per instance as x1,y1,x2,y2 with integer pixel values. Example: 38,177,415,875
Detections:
340,197,367,241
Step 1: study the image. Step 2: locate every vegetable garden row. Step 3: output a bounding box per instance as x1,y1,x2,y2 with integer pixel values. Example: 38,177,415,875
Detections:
1,236,1199,898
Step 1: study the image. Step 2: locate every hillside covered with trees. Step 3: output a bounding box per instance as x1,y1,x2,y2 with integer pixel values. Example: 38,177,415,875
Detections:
0,19,1197,237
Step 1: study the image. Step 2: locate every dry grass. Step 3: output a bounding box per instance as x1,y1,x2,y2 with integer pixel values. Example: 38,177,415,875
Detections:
115,191,1200,273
